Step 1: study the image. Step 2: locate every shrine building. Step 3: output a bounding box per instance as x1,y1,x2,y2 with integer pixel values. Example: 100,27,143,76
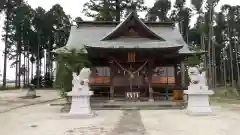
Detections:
57,11,203,102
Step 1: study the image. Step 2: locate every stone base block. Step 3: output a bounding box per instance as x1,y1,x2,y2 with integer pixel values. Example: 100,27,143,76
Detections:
69,98,92,116
69,108,92,115
109,100,115,103
184,89,214,116
62,112,97,119
26,90,36,98
148,98,154,102
186,106,214,116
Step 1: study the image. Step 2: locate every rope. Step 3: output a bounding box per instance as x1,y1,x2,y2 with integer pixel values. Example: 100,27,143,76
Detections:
114,60,148,79
114,60,149,93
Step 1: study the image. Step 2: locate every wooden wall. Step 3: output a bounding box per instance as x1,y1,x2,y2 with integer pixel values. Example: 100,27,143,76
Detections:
89,66,176,85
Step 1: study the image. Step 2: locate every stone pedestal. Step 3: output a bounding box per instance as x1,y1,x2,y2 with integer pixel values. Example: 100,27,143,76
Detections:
148,98,154,102
26,90,36,98
67,90,94,117
25,84,36,98
184,85,214,116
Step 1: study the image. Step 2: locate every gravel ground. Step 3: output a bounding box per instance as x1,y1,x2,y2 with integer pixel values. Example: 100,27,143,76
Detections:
1,90,240,135
0,104,122,135
141,107,240,135
2,103,240,135
0,89,61,113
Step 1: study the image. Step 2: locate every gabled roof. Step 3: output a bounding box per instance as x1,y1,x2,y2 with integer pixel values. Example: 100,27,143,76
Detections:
54,12,203,55
85,37,183,49
101,12,165,41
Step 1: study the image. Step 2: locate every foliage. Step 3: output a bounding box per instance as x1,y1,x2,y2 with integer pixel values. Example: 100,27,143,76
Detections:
30,72,54,88
146,0,171,22
1,0,24,88
83,0,147,21
44,72,54,88
191,0,203,12
171,1,192,42
55,49,90,97
184,45,202,66
1,1,71,89
30,75,44,87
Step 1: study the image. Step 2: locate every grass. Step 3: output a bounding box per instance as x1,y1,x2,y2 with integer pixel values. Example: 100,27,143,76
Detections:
0,82,57,91
210,87,240,104
0,86,19,91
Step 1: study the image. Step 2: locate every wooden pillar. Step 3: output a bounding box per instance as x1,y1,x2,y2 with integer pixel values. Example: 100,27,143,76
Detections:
173,63,184,101
110,61,115,101
175,63,180,86
148,59,154,102
174,64,177,85
180,61,186,87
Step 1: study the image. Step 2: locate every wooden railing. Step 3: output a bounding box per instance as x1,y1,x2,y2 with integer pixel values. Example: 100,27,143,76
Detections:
89,76,175,85
152,76,175,84
89,76,110,84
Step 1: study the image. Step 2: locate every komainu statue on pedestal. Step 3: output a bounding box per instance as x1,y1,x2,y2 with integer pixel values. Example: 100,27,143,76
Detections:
188,67,208,90
185,66,214,115
67,67,94,117
72,68,91,91
78,68,91,91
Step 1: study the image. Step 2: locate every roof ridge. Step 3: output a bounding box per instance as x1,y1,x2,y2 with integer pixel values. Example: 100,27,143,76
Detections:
100,11,166,41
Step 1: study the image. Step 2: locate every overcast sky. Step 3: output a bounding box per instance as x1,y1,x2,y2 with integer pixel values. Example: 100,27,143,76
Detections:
0,0,240,80
25,0,240,19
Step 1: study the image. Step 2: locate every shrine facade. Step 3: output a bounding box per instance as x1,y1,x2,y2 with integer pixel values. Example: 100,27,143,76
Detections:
58,11,202,101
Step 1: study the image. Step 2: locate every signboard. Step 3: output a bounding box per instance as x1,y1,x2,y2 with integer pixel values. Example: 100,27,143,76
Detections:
126,92,140,100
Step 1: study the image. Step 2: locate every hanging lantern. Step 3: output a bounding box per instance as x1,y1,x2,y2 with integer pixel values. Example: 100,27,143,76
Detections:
129,73,135,80
128,52,136,62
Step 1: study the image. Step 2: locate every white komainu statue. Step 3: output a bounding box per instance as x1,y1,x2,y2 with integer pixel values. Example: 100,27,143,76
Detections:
72,68,91,92
188,67,207,90
72,72,80,90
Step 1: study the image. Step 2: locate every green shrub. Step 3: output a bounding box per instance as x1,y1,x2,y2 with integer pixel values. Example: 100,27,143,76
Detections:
55,49,90,98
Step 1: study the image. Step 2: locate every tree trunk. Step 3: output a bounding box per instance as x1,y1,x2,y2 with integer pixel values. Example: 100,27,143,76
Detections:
18,25,22,88
2,0,11,89
23,53,26,87
36,31,41,88
40,56,42,88
228,28,235,87
223,51,227,87
220,57,223,85
27,47,30,86
31,56,34,81
18,45,21,88
234,31,240,87
207,3,213,88
212,40,216,88
116,0,121,21
15,55,18,88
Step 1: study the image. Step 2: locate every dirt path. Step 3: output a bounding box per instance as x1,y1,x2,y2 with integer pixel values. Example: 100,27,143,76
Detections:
109,110,146,135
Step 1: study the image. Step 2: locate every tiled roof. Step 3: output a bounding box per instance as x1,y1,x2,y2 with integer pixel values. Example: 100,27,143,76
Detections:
149,26,197,54
101,12,165,41
55,12,201,55
84,38,182,49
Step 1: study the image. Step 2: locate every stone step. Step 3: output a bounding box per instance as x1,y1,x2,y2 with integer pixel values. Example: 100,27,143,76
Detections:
91,103,185,110
92,106,183,110
59,102,185,112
